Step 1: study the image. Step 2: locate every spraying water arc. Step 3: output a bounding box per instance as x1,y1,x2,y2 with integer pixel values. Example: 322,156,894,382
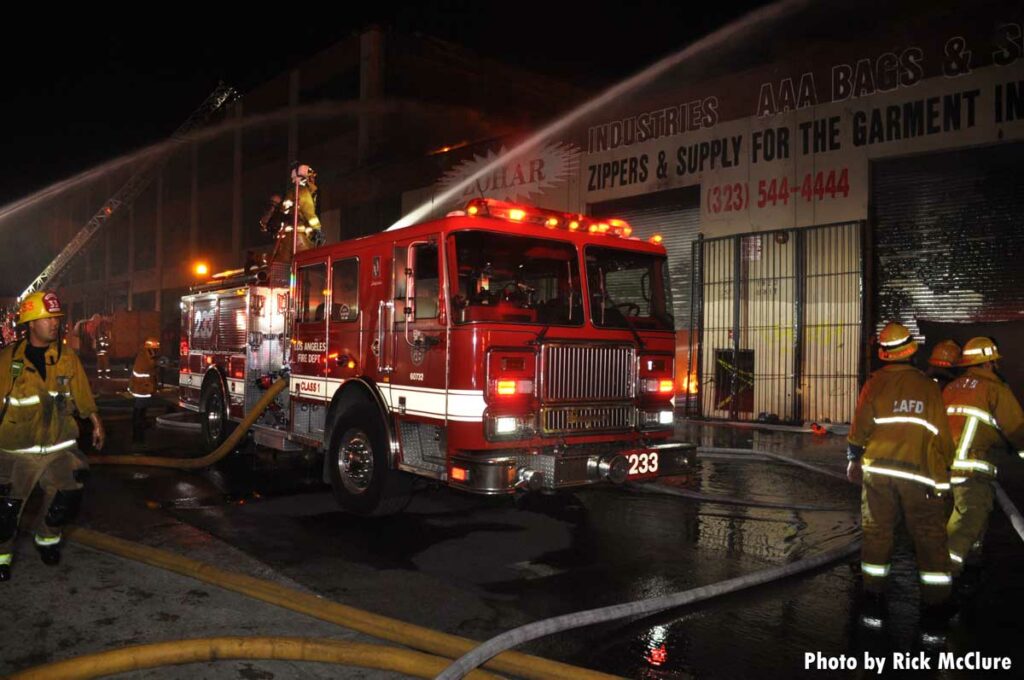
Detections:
389,0,811,230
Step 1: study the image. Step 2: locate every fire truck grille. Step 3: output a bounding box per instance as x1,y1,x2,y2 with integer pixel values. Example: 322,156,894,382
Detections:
541,344,635,402
541,403,636,435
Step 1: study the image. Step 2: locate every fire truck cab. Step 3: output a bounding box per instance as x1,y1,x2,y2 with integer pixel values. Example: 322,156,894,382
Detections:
180,199,694,515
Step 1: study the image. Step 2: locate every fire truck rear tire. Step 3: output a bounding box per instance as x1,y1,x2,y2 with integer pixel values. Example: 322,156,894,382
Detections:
327,402,412,516
200,379,230,454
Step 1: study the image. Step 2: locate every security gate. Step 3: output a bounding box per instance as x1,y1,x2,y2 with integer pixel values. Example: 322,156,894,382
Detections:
691,223,863,424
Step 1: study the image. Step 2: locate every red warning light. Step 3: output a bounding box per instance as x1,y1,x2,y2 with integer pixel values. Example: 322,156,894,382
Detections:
647,644,668,667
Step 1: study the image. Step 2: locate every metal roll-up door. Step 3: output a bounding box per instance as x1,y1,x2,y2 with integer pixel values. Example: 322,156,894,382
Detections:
617,206,700,331
872,142,1024,338
590,187,701,331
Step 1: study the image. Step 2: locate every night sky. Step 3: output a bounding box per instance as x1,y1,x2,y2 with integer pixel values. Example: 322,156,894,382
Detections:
1,1,767,207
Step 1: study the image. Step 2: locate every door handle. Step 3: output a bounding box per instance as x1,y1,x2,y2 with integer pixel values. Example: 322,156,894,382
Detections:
376,300,393,374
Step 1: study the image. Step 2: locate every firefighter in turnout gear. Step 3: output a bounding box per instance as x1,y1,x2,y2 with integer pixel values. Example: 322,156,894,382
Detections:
0,292,104,581
128,337,160,448
94,318,111,381
943,337,1024,576
847,321,956,608
262,163,323,260
926,339,961,390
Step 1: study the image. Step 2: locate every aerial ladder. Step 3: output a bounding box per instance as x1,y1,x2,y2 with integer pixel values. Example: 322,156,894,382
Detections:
18,83,239,301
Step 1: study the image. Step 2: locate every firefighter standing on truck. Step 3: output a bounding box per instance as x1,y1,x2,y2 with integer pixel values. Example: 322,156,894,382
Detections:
943,336,1024,581
128,337,160,449
847,321,955,613
260,162,323,260
0,292,104,581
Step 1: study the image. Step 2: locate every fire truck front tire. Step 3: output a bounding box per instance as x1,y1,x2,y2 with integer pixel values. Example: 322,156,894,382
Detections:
200,379,230,454
327,403,413,516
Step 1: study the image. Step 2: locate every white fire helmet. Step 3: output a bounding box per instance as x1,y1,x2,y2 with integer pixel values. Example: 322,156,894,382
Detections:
291,163,316,185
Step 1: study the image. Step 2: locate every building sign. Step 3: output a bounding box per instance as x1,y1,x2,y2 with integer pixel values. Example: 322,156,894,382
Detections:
436,141,581,204
580,22,1024,236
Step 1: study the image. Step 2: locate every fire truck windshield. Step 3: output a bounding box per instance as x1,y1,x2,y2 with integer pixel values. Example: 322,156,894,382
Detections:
585,245,675,331
448,231,583,326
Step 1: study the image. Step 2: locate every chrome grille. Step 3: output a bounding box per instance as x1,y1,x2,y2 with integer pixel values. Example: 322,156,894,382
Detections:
541,404,636,435
542,344,635,402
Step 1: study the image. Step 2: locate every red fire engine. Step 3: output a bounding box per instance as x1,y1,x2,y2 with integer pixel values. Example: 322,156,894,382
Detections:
179,199,694,515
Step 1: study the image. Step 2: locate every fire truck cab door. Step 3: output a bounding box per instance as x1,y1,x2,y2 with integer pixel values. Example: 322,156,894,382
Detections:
390,236,447,421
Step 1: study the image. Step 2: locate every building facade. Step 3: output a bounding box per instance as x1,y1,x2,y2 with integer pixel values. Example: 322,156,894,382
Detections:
404,0,1024,423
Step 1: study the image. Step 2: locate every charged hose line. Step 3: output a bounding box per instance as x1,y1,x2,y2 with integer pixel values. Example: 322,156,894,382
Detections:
10,637,504,680
712,448,1024,547
628,481,851,512
696,451,773,462
994,482,1024,545
436,540,862,680
87,378,289,469
697,446,849,483
65,528,620,680
155,412,202,432
437,444,862,680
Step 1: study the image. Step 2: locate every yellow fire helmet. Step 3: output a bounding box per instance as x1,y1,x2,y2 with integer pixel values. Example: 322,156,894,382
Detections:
928,339,961,368
877,321,918,361
18,291,64,324
144,337,161,350
959,337,1000,366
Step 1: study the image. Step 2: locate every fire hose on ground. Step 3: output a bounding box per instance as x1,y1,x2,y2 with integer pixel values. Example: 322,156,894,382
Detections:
87,377,288,469
434,446,863,680
48,377,617,678
154,411,202,432
628,480,850,512
994,482,1024,544
9,637,504,680
38,392,1024,679
435,540,862,680
37,527,619,680
436,445,1024,680
61,419,860,679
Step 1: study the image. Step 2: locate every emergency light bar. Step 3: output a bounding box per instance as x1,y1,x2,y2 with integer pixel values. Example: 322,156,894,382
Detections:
463,198,645,240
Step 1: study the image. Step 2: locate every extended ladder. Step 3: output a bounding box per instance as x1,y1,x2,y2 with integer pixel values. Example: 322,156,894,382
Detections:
19,83,239,301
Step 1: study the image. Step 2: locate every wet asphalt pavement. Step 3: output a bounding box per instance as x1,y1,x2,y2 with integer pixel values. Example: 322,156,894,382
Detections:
4,394,1024,679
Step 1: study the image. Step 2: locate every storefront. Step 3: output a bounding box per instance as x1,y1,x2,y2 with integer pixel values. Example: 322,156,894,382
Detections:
405,7,1024,423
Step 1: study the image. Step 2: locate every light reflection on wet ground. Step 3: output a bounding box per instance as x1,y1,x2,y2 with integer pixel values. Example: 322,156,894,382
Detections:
84,411,1024,678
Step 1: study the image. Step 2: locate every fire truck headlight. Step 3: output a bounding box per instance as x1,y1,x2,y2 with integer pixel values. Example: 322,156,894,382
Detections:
495,417,518,434
485,413,535,441
641,410,675,430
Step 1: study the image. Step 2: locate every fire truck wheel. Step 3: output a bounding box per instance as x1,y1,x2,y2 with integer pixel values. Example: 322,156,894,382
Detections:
200,379,229,453
327,403,412,516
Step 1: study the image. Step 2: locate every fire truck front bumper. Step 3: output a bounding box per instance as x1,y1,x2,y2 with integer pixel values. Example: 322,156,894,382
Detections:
448,441,696,495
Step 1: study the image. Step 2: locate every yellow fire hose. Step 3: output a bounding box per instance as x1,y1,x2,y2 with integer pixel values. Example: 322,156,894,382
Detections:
55,528,617,680
9,637,505,680
87,377,289,469
49,378,617,678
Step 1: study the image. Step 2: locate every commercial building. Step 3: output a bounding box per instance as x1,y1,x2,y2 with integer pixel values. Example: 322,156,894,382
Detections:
406,0,1024,423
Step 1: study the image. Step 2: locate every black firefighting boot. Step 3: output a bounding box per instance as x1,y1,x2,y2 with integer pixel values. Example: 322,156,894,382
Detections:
920,596,959,627
954,563,983,599
131,408,148,451
0,564,10,581
35,541,62,566
858,589,887,627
